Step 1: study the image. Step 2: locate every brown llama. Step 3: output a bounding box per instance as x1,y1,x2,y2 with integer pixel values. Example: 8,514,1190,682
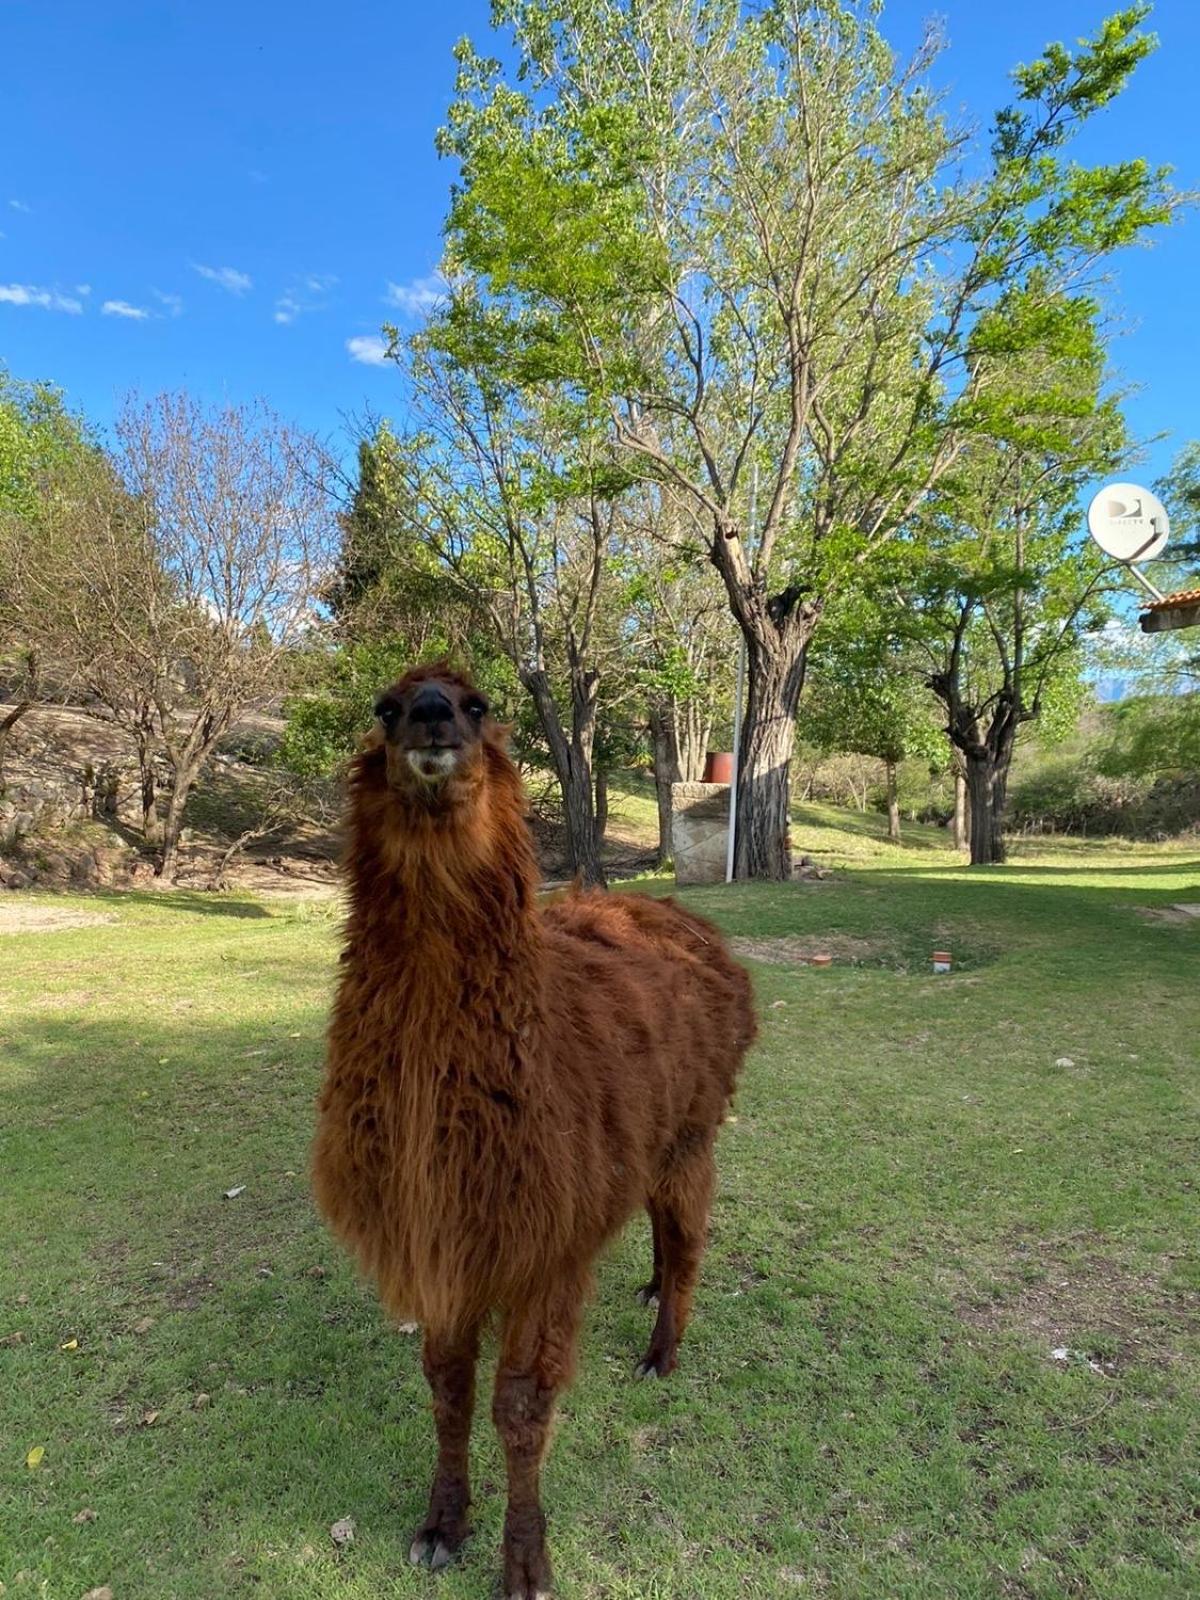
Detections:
312,663,756,1598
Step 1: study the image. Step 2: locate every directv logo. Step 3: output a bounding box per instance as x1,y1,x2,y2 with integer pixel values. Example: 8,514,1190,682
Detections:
1105,495,1144,520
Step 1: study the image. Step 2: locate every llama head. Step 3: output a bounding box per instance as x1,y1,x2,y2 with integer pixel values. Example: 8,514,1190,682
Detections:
360,662,504,813
349,662,535,900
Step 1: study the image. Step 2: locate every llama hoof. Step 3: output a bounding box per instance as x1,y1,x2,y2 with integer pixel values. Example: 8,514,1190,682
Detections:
635,1284,660,1308
409,1529,465,1571
634,1351,676,1380
503,1542,553,1598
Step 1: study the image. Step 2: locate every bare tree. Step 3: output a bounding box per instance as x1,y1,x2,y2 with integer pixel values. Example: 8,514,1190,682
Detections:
26,394,333,880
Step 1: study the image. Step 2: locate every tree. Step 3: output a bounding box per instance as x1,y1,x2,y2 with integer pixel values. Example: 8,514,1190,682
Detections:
326,420,456,647
0,371,103,778
1157,442,1200,569
384,330,634,885
622,494,736,862
281,419,503,783
437,0,1174,877
899,296,1126,863
26,394,334,881
803,601,943,842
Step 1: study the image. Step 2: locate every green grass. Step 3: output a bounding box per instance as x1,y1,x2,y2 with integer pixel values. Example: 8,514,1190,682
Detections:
2,829,1199,1599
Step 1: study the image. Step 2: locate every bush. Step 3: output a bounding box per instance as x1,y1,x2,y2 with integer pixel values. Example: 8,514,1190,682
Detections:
1008,761,1200,838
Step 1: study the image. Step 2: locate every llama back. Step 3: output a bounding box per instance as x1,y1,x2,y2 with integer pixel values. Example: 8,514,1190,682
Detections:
540,889,757,1082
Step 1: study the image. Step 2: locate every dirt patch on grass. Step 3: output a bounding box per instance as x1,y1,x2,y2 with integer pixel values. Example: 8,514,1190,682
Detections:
729,933,886,966
0,904,117,935
956,1238,1200,1370
1136,903,1200,926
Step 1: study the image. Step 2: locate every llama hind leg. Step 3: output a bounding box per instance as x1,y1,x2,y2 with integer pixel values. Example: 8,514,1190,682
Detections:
493,1277,586,1600
409,1322,481,1571
635,1203,664,1306
636,1142,714,1380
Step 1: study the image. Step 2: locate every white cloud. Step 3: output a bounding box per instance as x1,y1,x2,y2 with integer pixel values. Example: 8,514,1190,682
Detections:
0,283,83,313
153,289,183,316
275,274,337,325
8,199,31,213
385,272,447,318
193,262,252,295
346,334,391,366
102,299,151,320
75,284,92,296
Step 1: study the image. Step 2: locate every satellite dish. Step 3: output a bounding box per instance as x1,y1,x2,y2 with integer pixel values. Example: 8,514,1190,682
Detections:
1087,482,1170,563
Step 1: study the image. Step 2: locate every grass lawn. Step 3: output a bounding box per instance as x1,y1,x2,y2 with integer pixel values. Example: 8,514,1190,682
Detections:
2,821,1199,1599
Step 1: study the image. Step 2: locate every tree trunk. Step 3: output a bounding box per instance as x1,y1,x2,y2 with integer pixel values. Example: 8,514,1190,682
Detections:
520,667,605,887
885,759,901,843
593,767,609,850
0,700,33,788
133,728,163,846
560,759,602,884
733,639,809,881
154,760,202,882
953,770,968,851
965,750,1013,866
649,703,683,866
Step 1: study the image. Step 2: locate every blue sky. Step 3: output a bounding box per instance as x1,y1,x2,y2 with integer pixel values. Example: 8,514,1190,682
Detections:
2,0,1197,487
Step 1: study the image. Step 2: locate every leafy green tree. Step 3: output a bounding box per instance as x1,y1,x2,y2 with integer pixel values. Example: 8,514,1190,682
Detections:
326,421,450,643
377,329,636,885
0,371,104,773
898,297,1126,863
1157,442,1200,570
1097,693,1200,781
436,0,1175,877
621,496,736,863
803,603,943,842
281,419,501,788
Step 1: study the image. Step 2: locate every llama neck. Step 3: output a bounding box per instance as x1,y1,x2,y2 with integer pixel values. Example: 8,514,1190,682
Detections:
343,773,544,1048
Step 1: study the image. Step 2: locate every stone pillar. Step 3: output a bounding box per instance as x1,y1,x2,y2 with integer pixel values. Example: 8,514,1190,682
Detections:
671,782,730,885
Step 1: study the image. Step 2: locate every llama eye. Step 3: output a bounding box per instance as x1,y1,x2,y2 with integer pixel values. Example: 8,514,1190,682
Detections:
374,699,402,728
465,699,487,722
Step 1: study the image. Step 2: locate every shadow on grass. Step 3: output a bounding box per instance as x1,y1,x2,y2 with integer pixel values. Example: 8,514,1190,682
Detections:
792,804,954,852
858,858,1200,882
55,886,277,919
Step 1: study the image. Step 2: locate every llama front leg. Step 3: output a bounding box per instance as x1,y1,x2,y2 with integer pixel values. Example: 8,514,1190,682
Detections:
492,1282,585,1600
409,1321,481,1571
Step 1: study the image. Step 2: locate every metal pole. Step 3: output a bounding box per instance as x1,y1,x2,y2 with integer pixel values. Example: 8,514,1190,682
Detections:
725,462,758,884
1126,563,1167,603
725,638,746,883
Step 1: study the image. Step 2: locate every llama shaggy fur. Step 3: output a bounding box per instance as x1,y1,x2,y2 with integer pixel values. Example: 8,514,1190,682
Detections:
312,664,756,1598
